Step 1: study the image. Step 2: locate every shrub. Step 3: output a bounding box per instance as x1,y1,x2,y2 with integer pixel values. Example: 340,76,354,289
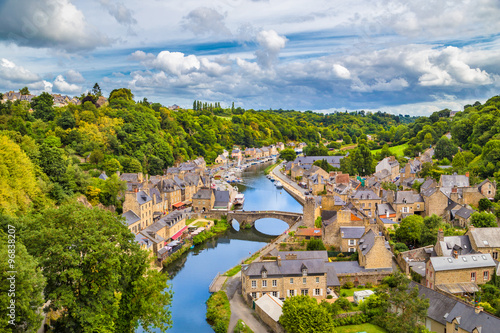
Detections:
343,281,354,289
365,282,373,288
334,297,352,311
332,313,369,327
206,291,231,333
326,295,333,299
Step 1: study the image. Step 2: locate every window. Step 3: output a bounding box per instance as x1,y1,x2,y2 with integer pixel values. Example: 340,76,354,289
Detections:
301,289,309,295
348,248,356,253
289,290,295,297
272,291,278,297
493,252,498,260
251,280,256,288
368,203,371,208
314,288,321,296
348,239,356,246
272,279,277,287
403,207,408,213
302,269,307,276
262,271,267,278
290,278,294,284
316,277,320,283
471,272,476,282
417,204,420,209
455,323,459,331
361,203,365,208
251,292,256,299
303,277,307,284
484,271,489,281
262,280,267,287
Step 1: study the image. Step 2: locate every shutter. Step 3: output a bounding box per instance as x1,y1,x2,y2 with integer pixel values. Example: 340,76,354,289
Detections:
287,290,289,297
320,288,323,296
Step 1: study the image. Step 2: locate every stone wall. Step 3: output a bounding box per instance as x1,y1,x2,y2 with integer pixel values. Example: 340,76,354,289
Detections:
255,305,285,333
337,270,393,286
396,246,433,274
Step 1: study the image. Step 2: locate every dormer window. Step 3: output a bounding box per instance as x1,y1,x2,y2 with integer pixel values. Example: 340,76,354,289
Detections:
302,269,307,276
262,271,267,278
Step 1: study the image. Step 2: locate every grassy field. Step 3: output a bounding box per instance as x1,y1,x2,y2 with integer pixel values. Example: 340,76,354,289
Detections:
339,287,373,297
336,323,387,333
370,143,408,157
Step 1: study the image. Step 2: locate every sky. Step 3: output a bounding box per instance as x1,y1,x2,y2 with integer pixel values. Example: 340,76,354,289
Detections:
0,0,499,115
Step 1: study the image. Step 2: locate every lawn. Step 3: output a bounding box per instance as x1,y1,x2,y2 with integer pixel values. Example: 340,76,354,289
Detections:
339,287,373,297
370,143,408,157
335,323,387,333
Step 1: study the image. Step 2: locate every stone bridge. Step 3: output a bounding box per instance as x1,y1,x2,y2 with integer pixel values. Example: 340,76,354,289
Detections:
226,210,303,227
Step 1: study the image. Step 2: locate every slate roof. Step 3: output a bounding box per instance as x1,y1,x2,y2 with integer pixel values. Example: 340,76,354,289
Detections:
293,155,345,168
193,188,213,200
333,184,349,195
421,186,438,197
380,218,398,224
120,173,141,182
340,226,366,239
455,206,473,220
214,190,230,208
374,169,391,180
149,187,161,202
284,161,293,171
437,235,473,256
242,259,329,277
122,210,140,226
420,178,436,191
277,251,328,261
440,174,470,188
468,228,500,248
394,191,424,203
330,261,393,274
321,210,337,226
137,191,152,205
352,189,381,200
409,282,460,326
325,263,341,286
377,203,396,216
98,172,108,180
359,229,376,256
430,253,495,271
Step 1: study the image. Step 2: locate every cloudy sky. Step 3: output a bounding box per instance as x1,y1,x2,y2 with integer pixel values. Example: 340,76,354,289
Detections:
1,0,499,115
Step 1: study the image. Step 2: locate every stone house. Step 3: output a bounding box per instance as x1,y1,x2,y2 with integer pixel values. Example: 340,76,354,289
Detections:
240,251,340,303
477,179,496,199
261,147,270,157
306,174,328,195
192,187,215,213
466,227,500,260
400,158,422,183
295,228,322,240
213,190,231,210
321,205,370,251
245,147,256,158
375,156,400,181
276,142,285,151
357,229,393,269
350,189,381,218
122,190,154,233
422,187,449,218
410,281,500,333
255,148,263,158
291,165,305,180
231,148,242,160
142,210,187,245
215,154,227,165
425,253,496,293
254,294,284,333
269,145,278,155
158,179,182,210
392,190,425,221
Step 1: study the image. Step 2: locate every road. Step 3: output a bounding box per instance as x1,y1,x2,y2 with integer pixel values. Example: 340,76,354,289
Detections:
271,163,306,202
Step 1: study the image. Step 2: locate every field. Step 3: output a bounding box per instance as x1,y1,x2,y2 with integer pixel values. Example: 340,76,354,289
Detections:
335,323,387,333
370,143,408,157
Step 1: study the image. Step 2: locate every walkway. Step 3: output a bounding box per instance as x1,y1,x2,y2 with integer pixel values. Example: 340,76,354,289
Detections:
271,164,306,203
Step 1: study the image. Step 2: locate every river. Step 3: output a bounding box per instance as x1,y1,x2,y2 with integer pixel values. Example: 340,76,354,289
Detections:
143,162,303,333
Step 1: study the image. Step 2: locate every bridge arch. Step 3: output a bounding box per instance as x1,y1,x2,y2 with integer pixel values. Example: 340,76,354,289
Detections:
226,210,303,228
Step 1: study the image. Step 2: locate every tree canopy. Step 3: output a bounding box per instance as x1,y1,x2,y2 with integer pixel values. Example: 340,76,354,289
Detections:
279,295,336,333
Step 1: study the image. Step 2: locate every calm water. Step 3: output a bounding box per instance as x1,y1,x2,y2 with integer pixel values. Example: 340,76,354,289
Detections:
139,162,302,333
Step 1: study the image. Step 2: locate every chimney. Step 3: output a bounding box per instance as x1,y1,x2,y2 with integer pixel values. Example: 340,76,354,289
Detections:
277,255,281,267
466,171,470,178
453,250,458,259
437,229,444,243
475,306,483,314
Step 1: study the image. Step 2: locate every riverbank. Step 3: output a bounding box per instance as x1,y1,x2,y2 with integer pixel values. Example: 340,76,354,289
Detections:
270,164,305,204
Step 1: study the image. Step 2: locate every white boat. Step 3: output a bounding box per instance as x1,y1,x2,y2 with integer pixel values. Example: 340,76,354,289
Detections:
275,181,283,189
234,193,245,206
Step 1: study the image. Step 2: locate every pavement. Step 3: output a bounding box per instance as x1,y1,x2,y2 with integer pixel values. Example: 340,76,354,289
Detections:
226,272,273,333
271,164,306,202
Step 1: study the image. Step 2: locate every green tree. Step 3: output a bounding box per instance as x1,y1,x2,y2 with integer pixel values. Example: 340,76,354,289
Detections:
279,148,296,162
279,295,336,333
434,137,458,161
313,159,334,172
39,143,67,182
102,158,122,175
452,152,466,170
471,212,497,227
379,144,391,159
395,215,425,246
423,133,433,148
0,229,46,332
306,238,326,251
57,110,76,129
23,204,173,332
351,142,374,176
31,92,55,122
420,215,443,246
479,198,493,211
92,83,102,97
19,86,30,95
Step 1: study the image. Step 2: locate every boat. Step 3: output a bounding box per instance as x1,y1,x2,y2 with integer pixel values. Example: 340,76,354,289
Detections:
234,193,245,206
275,181,283,189
270,177,275,182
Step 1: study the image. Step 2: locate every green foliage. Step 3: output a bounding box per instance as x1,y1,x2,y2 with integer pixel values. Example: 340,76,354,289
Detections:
470,211,497,227
332,314,370,327
22,203,173,332
314,216,322,228
304,144,329,156
31,92,54,121
395,215,424,245
435,137,458,161
19,86,30,95
313,158,335,172
280,295,336,333
394,242,409,252
0,229,46,332
306,238,326,250
335,297,352,311
206,291,231,333
479,198,493,211
233,319,254,333
343,281,354,289
280,148,297,161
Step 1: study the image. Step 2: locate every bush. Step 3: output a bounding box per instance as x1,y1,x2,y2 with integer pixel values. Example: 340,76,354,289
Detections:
332,313,369,327
206,291,231,333
334,297,352,311
343,281,354,289
326,295,333,299
365,282,373,288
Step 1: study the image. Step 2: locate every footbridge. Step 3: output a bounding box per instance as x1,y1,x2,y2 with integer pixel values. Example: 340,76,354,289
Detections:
227,210,303,227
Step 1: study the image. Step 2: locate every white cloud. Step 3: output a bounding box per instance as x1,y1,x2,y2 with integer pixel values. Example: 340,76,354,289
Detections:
255,30,287,68
351,78,409,92
65,69,85,83
0,58,40,83
98,0,137,26
151,51,201,76
332,64,351,79
53,75,82,94
0,0,109,52
182,7,231,36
